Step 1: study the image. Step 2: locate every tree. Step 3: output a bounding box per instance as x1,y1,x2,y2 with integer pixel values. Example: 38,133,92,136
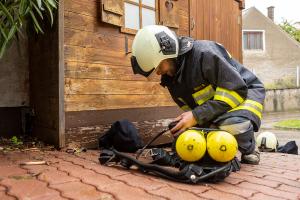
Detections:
0,0,57,58
279,20,300,43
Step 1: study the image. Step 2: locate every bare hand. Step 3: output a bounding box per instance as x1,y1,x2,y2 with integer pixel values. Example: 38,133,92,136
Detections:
170,111,197,136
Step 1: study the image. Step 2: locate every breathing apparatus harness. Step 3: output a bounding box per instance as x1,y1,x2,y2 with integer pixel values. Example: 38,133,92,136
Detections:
99,122,241,184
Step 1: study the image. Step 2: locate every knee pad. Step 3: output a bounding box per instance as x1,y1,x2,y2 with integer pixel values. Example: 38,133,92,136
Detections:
219,120,252,136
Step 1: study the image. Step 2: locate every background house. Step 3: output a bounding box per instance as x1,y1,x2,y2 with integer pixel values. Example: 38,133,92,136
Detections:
242,6,300,88
0,0,245,148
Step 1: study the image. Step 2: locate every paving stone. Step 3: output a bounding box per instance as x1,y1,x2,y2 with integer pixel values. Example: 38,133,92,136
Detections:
0,185,6,191
234,170,265,178
150,186,204,200
86,163,130,177
75,151,100,163
224,176,244,185
1,150,300,200
264,175,300,188
209,182,257,198
55,164,164,200
238,182,299,200
199,189,246,200
1,178,64,200
59,155,99,169
114,173,167,191
277,184,300,194
0,166,27,178
51,181,114,200
38,169,79,185
249,193,286,200
165,181,209,194
22,164,57,174
231,172,280,187
0,191,16,200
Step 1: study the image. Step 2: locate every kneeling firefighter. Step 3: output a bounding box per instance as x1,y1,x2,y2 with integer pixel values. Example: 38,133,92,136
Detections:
131,25,266,165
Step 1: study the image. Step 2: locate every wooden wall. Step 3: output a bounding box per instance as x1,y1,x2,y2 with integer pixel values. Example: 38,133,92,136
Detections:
64,0,190,113
63,0,189,147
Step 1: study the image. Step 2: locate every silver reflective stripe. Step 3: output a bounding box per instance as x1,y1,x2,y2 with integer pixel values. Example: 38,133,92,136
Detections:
192,85,215,105
219,120,251,136
194,90,215,103
244,102,263,113
215,91,241,107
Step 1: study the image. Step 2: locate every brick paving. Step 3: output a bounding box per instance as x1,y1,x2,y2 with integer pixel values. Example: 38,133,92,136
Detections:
0,150,299,200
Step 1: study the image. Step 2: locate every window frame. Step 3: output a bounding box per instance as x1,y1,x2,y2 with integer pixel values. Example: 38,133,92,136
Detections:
242,30,266,52
121,0,158,35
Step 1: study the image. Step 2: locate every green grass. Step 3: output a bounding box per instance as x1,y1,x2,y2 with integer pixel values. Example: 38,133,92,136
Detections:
274,119,300,130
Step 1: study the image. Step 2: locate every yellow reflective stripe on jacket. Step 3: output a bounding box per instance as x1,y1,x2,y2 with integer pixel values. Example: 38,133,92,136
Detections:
192,85,215,105
178,98,191,111
229,99,263,119
213,87,244,108
181,105,191,111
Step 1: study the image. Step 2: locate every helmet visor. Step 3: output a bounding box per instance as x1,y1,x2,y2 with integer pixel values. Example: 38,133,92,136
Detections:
131,56,155,77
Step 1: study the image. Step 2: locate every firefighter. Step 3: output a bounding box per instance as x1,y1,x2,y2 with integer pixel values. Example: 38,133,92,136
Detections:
131,25,265,164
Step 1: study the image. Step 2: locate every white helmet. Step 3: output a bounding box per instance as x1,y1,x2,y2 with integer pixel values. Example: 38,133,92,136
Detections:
256,131,279,152
131,25,179,77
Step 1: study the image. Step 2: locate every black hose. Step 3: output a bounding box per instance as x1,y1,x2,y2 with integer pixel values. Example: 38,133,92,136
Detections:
136,129,169,159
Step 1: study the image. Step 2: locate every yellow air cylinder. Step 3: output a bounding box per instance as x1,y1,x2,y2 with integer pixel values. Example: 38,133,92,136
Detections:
206,131,238,162
175,129,206,162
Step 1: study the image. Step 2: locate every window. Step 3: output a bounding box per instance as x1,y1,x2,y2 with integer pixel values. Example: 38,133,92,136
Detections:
122,0,156,34
243,31,265,50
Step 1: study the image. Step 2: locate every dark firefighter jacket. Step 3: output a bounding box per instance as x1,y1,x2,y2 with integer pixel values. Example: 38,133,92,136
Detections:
161,37,266,131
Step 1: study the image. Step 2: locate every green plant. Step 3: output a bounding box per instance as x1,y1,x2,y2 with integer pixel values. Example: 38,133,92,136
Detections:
265,77,296,89
279,20,300,43
0,0,57,58
10,136,23,145
274,119,300,130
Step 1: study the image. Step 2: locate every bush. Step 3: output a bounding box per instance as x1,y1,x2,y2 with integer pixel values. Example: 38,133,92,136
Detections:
0,0,57,58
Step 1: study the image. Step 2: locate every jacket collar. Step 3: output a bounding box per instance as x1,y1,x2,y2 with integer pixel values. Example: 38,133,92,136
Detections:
160,37,194,87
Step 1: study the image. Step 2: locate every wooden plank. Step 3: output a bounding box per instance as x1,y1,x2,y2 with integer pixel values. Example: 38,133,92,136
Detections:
64,11,121,37
178,4,189,36
65,106,181,128
178,9,189,36
197,0,205,39
65,78,169,95
59,0,65,147
64,28,133,52
65,94,176,111
29,11,61,147
64,45,131,67
64,0,98,17
65,61,150,81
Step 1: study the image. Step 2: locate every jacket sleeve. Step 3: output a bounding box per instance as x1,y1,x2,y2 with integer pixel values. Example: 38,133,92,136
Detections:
192,49,248,125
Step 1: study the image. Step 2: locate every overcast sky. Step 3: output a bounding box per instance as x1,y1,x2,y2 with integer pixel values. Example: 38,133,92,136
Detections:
245,0,300,24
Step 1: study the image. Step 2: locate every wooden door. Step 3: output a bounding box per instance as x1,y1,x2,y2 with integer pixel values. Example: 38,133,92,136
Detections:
189,0,243,62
